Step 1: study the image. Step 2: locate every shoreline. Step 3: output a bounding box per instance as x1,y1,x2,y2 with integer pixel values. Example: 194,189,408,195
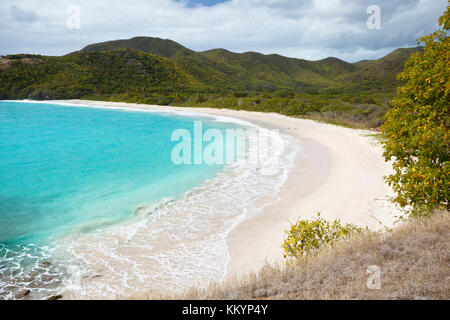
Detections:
10,99,401,295
52,99,400,281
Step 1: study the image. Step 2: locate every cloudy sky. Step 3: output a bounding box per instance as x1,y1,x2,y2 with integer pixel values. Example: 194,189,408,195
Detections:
0,0,446,62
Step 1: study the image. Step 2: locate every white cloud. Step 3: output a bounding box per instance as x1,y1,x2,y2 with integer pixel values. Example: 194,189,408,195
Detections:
0,0,446,61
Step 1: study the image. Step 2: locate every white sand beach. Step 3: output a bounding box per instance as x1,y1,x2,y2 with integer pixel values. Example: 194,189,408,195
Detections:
51,99,400,294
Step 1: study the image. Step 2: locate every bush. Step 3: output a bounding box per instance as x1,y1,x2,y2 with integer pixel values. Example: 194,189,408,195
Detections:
362,97,376,104
282,102,307,116
155,94,172,105
381,5,449,213
282,213,362,262
275,89,295,98
234,91,248,98
194,93,206,103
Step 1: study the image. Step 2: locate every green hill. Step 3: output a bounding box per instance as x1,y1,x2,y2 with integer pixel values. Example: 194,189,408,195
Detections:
74,37,420,93
0,37,423,127
0,49,204,101
78,36,196,58
349,47,424,92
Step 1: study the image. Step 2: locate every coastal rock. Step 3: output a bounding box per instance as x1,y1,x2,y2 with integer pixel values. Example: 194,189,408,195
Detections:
47,294,63,300
15,289,30,299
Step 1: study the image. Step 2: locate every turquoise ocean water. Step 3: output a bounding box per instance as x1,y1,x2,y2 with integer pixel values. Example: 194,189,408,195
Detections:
0,101,235,298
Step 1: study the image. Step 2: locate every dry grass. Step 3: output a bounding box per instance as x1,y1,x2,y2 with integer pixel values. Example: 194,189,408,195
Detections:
154,212,449,300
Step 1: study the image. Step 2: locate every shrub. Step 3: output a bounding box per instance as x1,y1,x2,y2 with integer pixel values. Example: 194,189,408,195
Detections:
173,93,187,104
362,97,377,104
282,213,362,262
155,94,172,105
234,91,248,98
381,5,449,213
275,89,295,98
282,102,307,116
194,93,206,103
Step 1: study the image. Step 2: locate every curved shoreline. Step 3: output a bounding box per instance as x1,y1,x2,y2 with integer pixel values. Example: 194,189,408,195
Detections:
221,112,401,279
47,99,400,292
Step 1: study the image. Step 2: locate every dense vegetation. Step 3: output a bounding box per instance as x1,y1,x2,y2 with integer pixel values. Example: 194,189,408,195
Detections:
0,49,202,101
381,5,449,214
0,37,422,127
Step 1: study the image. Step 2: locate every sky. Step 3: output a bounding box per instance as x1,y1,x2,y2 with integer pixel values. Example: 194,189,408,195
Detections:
0,0,447,62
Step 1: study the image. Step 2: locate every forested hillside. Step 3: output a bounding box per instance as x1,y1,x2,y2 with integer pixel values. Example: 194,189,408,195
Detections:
0,37,422,127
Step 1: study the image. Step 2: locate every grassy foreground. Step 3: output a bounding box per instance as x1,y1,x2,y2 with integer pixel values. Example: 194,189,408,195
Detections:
144,212,449,300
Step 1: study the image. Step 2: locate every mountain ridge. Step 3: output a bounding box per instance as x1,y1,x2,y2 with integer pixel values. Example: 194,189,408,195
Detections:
77,36,419,65
72,36,422,92
0,36,423,127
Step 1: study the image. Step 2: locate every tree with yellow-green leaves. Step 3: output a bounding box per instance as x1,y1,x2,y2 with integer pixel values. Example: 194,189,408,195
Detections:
381,4,449,214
